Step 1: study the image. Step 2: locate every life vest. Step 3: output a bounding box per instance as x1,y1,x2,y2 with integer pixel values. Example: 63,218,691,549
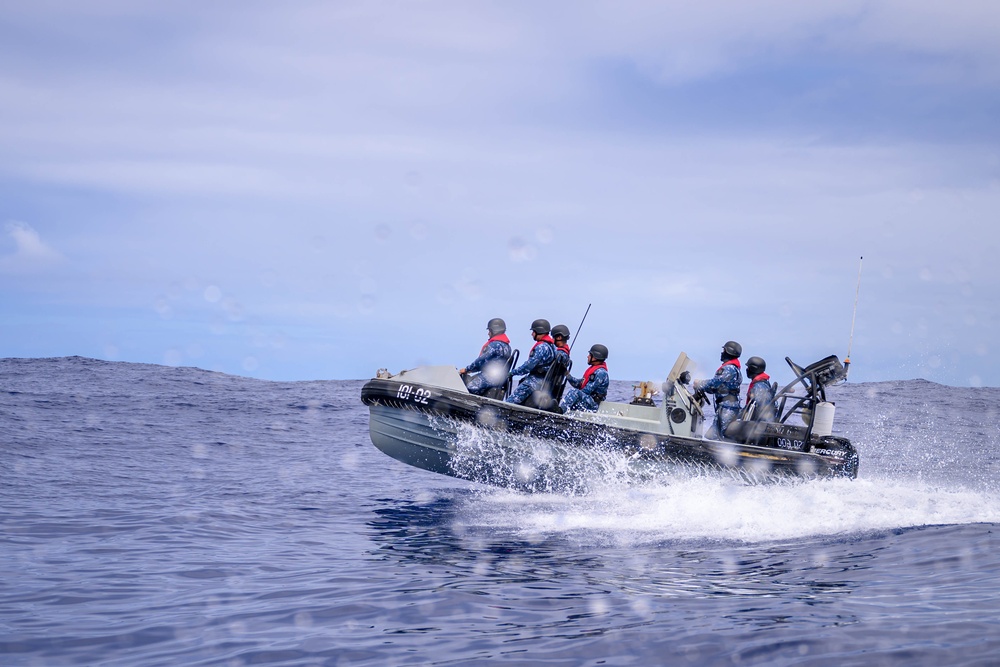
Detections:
715,358,742,400
717,358,741,373
581,361,607,388
747,372,770,402
527,334,555,376
481,333,510,354
581,362,608,401
555,343,570,356
530,334,554,354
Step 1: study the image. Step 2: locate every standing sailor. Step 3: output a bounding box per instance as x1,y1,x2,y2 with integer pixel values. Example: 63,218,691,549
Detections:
459,318,512,396
693,340,743,439
505,319,556,405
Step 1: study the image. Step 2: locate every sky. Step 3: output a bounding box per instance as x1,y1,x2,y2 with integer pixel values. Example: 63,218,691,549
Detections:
1,1,999,387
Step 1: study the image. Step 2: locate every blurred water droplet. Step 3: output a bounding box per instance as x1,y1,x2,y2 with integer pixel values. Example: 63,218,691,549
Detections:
154,297,173,319
437,286,456,304
508,237,536,262
223,297,244,321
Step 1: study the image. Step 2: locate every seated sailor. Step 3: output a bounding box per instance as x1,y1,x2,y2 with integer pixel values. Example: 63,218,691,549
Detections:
559,344,609,413
551,324,572,370
459,317,512,396
743,356,776,422
505,319,555,405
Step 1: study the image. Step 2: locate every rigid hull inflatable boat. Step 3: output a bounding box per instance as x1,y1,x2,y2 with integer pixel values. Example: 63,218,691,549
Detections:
360,352,859,490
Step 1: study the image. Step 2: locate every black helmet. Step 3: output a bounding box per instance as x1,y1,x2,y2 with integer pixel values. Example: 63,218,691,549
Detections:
551,324,570,340
588,344,609,361
487,318,506,336
531,318,551,335
746,356,766,376
723,340,742,358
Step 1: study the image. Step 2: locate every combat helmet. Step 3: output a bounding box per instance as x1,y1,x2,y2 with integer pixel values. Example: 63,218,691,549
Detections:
746,356,766,377
487,318,506,336
588,344,609,361
531,319,551,335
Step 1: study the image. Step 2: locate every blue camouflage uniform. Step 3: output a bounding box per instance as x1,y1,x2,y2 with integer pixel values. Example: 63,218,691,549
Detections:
745,372,776,422
463,336,512,396
506,337,555,405
559,362,609,413
694,360,743,439
554,344,571,371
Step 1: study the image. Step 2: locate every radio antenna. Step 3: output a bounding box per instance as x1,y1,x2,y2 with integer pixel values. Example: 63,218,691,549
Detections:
569,303,592,352
844,256,863,379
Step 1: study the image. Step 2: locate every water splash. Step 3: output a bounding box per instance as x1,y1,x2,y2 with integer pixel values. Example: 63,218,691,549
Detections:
459,476,1000,546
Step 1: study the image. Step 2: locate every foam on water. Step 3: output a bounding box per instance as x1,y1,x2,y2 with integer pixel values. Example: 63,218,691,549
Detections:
461,476,1000,545
439,378,1000,545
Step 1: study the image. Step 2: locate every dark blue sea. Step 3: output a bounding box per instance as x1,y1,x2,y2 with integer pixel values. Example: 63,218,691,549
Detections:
3,356,1000,666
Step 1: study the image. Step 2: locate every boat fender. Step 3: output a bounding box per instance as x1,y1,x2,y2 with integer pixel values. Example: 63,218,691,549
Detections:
813,402,835,437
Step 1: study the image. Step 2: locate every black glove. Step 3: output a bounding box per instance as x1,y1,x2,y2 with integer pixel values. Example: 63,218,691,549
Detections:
678,371,691,385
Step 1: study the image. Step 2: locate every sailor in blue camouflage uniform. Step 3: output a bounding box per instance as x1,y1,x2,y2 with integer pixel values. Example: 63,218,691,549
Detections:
743,356,776,422
505,319,556,405
693,341,743,439
559,344,609,413
551,324,572,371
459,317,512,396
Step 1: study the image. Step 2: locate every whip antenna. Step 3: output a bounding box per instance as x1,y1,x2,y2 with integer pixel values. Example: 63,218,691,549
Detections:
569,303,592,352
844,256,863,379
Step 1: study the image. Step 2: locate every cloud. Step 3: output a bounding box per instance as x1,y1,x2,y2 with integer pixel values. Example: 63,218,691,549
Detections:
0,2,998,385
0,221,64,272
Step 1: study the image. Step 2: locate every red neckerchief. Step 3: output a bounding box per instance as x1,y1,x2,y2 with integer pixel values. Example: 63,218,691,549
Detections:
582,361,607,388
481,333,510,354
747,372,770,401
530,334,554,354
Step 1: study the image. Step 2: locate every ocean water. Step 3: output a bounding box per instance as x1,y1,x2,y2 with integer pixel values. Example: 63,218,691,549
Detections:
2,356,1000,666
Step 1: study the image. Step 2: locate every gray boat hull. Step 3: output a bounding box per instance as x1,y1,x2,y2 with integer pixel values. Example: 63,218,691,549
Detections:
361,364,859,490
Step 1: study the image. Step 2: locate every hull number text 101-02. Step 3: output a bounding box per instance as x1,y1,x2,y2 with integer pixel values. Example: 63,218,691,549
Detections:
397,384,432,405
